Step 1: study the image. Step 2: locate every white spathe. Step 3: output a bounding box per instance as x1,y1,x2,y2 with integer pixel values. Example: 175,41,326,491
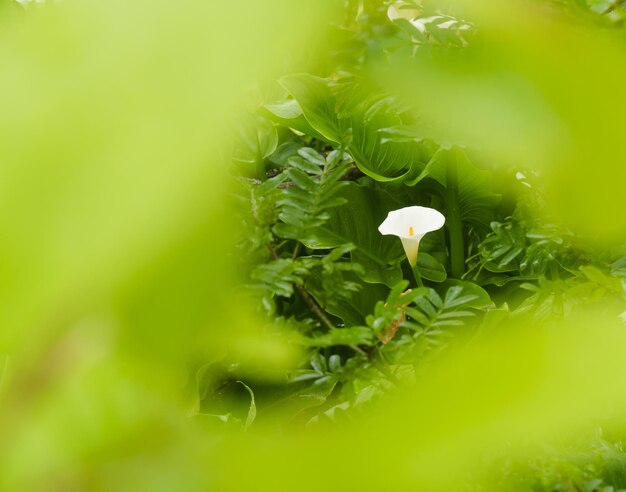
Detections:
378,206,445,267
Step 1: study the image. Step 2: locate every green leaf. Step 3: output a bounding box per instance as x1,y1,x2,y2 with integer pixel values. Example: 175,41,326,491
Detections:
310,352,326,373
406,147,500,228
328,354,341,372
438,279,494,310
277,377,338,423
265,99,302,119
269,141,302,167
287,156,323,175
301,182,406,287
250,259,306,298
255,172,288,195
297,147,326,167
279,74,348,143
476,220,526,273
310,272,390,326
264,99,326,140
233,114,278,164
403,146,446,186
285,168,317,192
279,74,427,182
446,149,501,228
416,252,447,283
236,381,257,431
273,158,350,242
479,304,511,331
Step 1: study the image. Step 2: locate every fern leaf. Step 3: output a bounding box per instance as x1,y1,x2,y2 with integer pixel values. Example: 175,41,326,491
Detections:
273,147,350,242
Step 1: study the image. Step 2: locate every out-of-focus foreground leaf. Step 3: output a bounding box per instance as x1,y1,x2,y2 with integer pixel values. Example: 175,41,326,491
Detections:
0,0,332,489
212,314,626,491
376,0,626,243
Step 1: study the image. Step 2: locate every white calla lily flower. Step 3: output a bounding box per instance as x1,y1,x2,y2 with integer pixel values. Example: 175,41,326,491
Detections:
378,206,445,267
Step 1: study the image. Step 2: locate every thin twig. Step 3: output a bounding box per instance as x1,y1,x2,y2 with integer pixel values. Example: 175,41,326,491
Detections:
268,243,372,368
291,243,302,260
268,245,336,332
349,344,367,356
604,0,626,14
294,283,336,332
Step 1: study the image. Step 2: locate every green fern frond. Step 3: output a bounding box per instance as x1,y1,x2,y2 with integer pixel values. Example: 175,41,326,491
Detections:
403,286,477,334
273,147,351,242
249,258,308,299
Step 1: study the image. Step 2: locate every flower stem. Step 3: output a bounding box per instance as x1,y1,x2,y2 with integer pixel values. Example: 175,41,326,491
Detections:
411,264,424,287
446,149,465,279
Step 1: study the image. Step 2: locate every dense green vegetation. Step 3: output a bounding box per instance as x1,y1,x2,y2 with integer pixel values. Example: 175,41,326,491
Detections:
2,0,626,490
230,1,626,490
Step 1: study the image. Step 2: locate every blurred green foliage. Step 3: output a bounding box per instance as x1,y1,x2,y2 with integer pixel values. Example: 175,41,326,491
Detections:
2,0,626,491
